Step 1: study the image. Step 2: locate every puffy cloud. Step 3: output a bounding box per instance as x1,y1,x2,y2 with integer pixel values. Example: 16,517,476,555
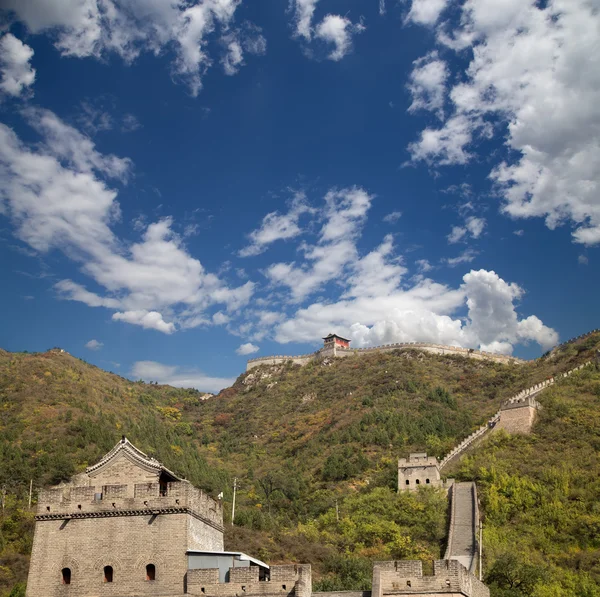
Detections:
85,339,103,350
290,1,364,61
462,269,558,351
315,14,365,61
131,360,234,393
2,0,258,95
406,0,449,25
0,34,36,97
271,268,557,355
0,110,253,333
236,342,259,355
407,0,600,245
239,192,311,257
407,52,447,117
112,310,176,334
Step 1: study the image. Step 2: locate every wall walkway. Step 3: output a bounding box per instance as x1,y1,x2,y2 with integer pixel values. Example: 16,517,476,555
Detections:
444,482,479,575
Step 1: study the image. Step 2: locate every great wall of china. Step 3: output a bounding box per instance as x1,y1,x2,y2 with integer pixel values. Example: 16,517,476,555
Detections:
246,328,600,371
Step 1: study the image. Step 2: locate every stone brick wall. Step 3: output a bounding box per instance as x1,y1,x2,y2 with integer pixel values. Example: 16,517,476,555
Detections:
495,403,537,434
27,442,224,597
371,560,489,597
187,565,311,597
26,512,190,597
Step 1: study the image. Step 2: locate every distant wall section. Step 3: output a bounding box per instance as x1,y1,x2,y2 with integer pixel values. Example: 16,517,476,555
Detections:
247,343,524,371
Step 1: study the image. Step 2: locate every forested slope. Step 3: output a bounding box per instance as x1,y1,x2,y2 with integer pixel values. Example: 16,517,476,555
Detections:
0,332,599,596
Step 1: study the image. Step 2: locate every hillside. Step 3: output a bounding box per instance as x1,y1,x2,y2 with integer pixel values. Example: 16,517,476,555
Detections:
0,333,599,596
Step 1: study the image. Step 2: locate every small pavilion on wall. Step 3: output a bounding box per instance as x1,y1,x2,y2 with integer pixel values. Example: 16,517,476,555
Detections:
322,333,351,349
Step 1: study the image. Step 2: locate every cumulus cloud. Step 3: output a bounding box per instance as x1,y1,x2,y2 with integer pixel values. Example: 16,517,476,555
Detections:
0,109,253,334
0,34,36,98
85,339,103,350
271,269,557,355
131,360,234,393
239,192,312,257
2,0,259,95
290,0,364,61
315,15,365,61
407,0,600,245
221,25,267,76
112,310,176,334
236,342,259,355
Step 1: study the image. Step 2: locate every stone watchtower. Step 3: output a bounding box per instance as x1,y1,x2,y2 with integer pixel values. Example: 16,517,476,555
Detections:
26,437,224,597
398,453,444,491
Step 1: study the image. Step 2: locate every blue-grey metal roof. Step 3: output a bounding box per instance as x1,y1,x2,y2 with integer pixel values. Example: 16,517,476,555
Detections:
186,550,269,569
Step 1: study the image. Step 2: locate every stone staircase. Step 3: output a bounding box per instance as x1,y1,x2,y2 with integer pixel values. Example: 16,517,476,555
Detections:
444,482,479,575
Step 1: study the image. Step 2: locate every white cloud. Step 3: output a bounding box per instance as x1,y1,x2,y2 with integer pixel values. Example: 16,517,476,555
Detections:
85,339,103,350
379,0,386,16
448,216,486,244
236,342,259,355
266,186,373,301
0,110,254,334
2,0,257,96
221,25,267,76
0,34,36,98
315,14,365,61
443,248,478,267
290,1,364,61
406,0,449,26
578,254,589,265
383,210,402,223
407,0,600,245
407,52,447,117
131,360,234,393
112,310,176,334
291,0,319,40
513,229,524,237
239,192,311,257
270,269,557,355
415,258,433,272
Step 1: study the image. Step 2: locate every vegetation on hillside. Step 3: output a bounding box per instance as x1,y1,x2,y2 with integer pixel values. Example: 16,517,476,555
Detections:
0,332,598,596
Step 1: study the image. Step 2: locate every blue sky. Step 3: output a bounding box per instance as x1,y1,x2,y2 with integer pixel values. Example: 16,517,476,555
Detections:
0,0,598,392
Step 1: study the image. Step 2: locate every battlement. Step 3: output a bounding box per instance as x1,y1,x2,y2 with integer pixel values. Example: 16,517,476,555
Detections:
187,564,311,597
372,560,489,597
36,480,223,530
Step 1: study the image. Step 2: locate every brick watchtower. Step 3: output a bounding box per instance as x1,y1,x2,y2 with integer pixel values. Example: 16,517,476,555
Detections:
26,437,224,597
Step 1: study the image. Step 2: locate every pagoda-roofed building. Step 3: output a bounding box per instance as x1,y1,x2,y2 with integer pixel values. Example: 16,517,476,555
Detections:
322,333,351,349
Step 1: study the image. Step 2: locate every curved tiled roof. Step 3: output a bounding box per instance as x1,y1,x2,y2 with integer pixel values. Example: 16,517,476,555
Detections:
86,436,181,481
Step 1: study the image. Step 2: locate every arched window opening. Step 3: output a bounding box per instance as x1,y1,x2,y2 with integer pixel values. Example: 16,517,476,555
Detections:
426,478,430,484
104,566,113,583
405,480,409,485
415,479,420,485
146,564,156,581
62,568,71,585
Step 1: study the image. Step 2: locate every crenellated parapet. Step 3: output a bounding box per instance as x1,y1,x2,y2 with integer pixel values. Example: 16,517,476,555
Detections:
371,559,489,597
36,480,224,531
187,564,311,597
